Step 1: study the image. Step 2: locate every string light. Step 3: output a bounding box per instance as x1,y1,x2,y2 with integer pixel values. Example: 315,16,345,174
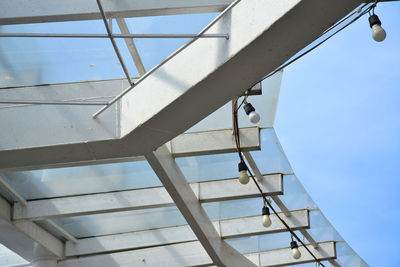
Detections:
243,102,260,124
262,206,272,228
232,94,325,266
238,161,250,184
249,1,385,86
368,3,386,42
290,235,302,259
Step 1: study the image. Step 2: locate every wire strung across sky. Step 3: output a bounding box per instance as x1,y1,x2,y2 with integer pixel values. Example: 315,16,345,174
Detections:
252,1,379,86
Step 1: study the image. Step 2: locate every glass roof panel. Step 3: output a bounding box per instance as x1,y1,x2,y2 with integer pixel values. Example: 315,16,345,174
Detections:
0,13,219,88
51,206,186,239
0,21,127,87
1,160,159,200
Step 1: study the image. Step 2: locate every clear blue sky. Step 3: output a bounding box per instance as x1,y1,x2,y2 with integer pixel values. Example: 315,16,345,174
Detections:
275,2,400,266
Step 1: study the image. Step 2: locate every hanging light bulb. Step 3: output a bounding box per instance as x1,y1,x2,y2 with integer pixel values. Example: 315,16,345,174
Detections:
238,161,250,184
290,240,301,259
262,206,271,227
369,14,386,42
243,102,260,124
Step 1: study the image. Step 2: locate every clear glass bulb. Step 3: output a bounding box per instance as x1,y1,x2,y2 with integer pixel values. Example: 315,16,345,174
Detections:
292,247,301,259
372,24,386,42
248,111,260,124
239,170,250,184
262,214,271,227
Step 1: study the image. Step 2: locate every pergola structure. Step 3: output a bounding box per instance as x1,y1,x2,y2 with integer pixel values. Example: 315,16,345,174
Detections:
0,0,384,266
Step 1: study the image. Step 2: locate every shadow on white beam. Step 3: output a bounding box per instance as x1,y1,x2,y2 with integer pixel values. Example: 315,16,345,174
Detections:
13,173,282,221
60,241,336,267
0,127,260,172
65,209,309,257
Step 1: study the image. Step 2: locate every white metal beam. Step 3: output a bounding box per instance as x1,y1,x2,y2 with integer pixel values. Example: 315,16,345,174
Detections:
0,126,260,172
59,241,336,267
116,18,146,76
0,196,63,262
13,173,282,221
0,0,234,25
43,219,78,244
145,145,256,267
65,209,309,256
0,0,364,171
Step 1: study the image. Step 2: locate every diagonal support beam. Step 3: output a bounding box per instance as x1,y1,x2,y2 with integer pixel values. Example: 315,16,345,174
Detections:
116,18,146,76
145,145,256,267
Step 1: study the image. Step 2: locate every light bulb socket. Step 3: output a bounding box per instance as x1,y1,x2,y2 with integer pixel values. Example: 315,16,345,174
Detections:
238,162,247,172
262,206,270,216
243,103,256,115
290,241,298,249
369,14,382,28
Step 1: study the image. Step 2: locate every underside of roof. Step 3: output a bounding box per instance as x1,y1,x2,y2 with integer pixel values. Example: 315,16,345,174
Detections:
0,0,384,266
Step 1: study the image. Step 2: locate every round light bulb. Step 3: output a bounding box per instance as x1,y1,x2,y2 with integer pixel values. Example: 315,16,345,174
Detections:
262,214,271,227
239,170,250,184
372,24,386,42
248,111,260,124
292,247,301,259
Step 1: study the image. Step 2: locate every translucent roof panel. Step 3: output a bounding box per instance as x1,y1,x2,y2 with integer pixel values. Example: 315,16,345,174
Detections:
50,207,187,239
1,160,159,200
0,13,219,88
0,21,126,87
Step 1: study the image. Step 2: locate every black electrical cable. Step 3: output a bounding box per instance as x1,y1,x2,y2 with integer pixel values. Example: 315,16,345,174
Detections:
232,96,325,266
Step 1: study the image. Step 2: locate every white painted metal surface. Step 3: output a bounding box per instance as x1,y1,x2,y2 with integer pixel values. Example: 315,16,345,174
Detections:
59,241,336,267
0,197,63,262
145,145,256,266
116,18,146,76
0,127,260,172
65,209,309,256
13,174,281,221
0,0,234,25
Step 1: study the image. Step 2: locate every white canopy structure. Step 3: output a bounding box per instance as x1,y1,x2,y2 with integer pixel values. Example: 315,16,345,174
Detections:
0,0,388,266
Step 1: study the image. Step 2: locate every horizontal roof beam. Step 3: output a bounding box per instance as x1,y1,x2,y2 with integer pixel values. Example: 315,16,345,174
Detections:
59,241,336,267
0,127,260,172
66,209,309,257
0,0,234,25
13,173,282,221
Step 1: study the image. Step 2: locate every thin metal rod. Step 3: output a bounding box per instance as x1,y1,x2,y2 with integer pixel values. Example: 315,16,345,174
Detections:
0,175,27,206
0,100,109,106
96,0,132,86
93,0,242,118
0,33,229,39
116,18,147,76
44,219,78,243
